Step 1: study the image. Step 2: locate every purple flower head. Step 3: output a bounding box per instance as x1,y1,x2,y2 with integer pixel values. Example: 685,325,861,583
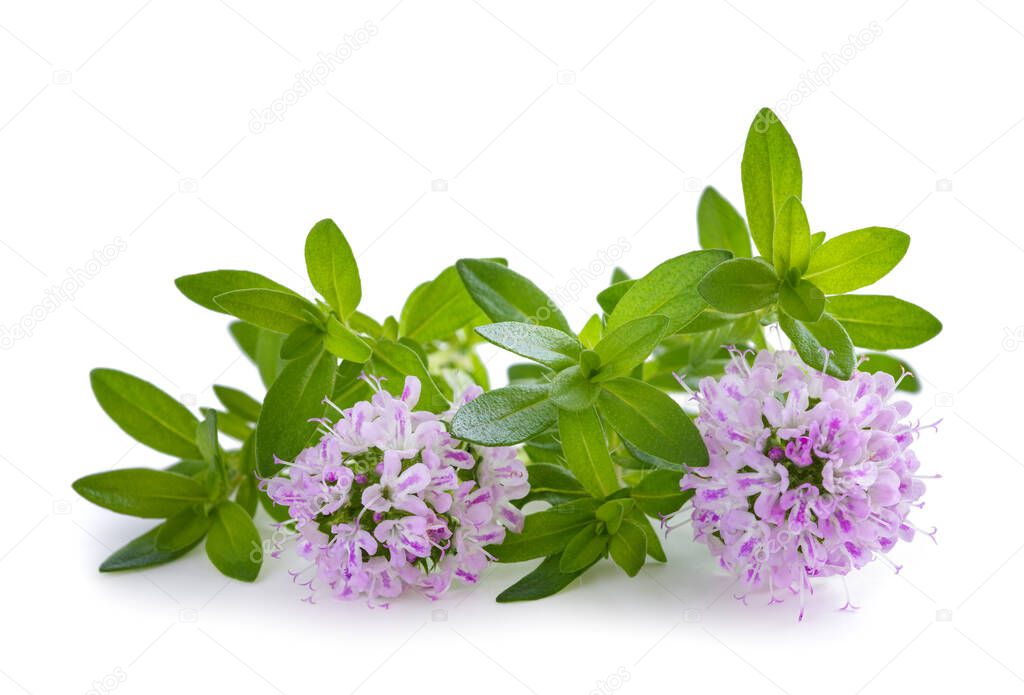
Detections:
261,376,528,607
681,349,936,618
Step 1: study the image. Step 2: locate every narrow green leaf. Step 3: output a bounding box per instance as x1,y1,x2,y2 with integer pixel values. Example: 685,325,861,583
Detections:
175,270,298,314
596,280,635,315
400,264,491,342
235,475,259,516
304,218,361,318
607,250,732,333
90,369,201,459
609,519,647,576
593,315,668,381
558,407,619,498
520,463,588,506
560,524,609,573
255,348,337,477
450,383,557,446
456,259,571,333
254,329,285,388
697,257,779,313
475,322,581,370
597,377,707,466
213,385,262,422
810,231,826,250
741,107,803,259
803,227,910,293
156,508,213,551
697,186,752,257
205,500,262,582
631,470,690,518
228,321,260,364
772,196,811,275
99,522,202,572
488,498,599,562
214,289,321,335
595,499,632,534
324,316,372,362
628,508,666,562
495,552,593,602
779,312,855,378
73,468,207,518
280,323,324,360
779,279,825,322
826,294,942,349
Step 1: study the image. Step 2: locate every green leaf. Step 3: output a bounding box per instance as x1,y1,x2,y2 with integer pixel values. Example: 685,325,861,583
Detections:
450,383,557,446
175,270,298,314
596,280,635,315
697,186,752,257
255,348,337,477
90,369,201,459
99,522,202,572
255,329,285,388
488,498,599,562
196,409,227,498
400,264,490,342
779,279,825,322
520,463,588,506
349,311,382,338
826,295,942,349
859,352,921,393
72,468,207,518
280,323,324,360
607,250,732,333
596,499,632,534
456,259,571,333
697,257,779,313
475,322,580,369
370,339,448,412
609,519,647,576
323,316,372,362
235,474,259,516
597,377,707,466
213,385,262,422
593,315,668,381
578,314,603,349
557,407,619,498
631,470,689,518
495,552,592,602
779,313,855,378
560,524,609,573
810,231,826,250
549,366,600,411
156,508,213,551
214,289,321,335
229,321,260,363
803,227,910,294
304,218,361,318
508,363,550,384
205,500,262,582
772,196,811,275
628,508,666,562
741,107,802,259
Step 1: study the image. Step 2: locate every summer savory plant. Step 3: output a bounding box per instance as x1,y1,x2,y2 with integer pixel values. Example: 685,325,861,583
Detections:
73,107,941,615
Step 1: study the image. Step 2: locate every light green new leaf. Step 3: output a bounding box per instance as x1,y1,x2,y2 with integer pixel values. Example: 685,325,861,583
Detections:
593,315,668,381
456,259,572,333
826,294,941,349
205,500,262,582
607,250,732,333
779,312,855,379
697,186,752,257
450,383,557,446
697,257,779,313
741,107,802,259
72,468,207,519
803,227,910,293
323,316,372,362
304,218,361,318
90,368,201,459
214,289,322,335
772,196,811,275
475,322,581,370
558,406,619,498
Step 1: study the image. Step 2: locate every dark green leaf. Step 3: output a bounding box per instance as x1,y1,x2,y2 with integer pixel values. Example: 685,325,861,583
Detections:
697,257,779,313
214,289,321,335
475,322,580,370
803,227,910,294
488,498,599,562
560,524,608,573
450,383,557,446
779,279,825,322
213,385,262,422
741,107,802,259
628,508,666,562
631,470,690,517
826,294,941,349
495,552,592,602
205,500,262,582
370,339,448,412
597,377,707,466
304,218,361,318
175,270,298,314
280,323,324,360
73,468,207,518
607,250,732,333
595,499,632,534
235,474,259,516
456,259,571,333
697,186,752,257
520,463,588,506
557,407,619,498
779,312,855,379
593,315,667,381
156,508,213,551
859,352,921,393
99,522,202,572
609,519,647,576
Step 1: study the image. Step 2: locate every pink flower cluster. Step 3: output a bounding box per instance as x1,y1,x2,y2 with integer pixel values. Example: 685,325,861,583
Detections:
262,376,528,607
681,349,934,617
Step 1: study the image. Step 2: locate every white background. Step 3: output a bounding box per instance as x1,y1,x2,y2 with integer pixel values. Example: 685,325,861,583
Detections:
1,1,1022,693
